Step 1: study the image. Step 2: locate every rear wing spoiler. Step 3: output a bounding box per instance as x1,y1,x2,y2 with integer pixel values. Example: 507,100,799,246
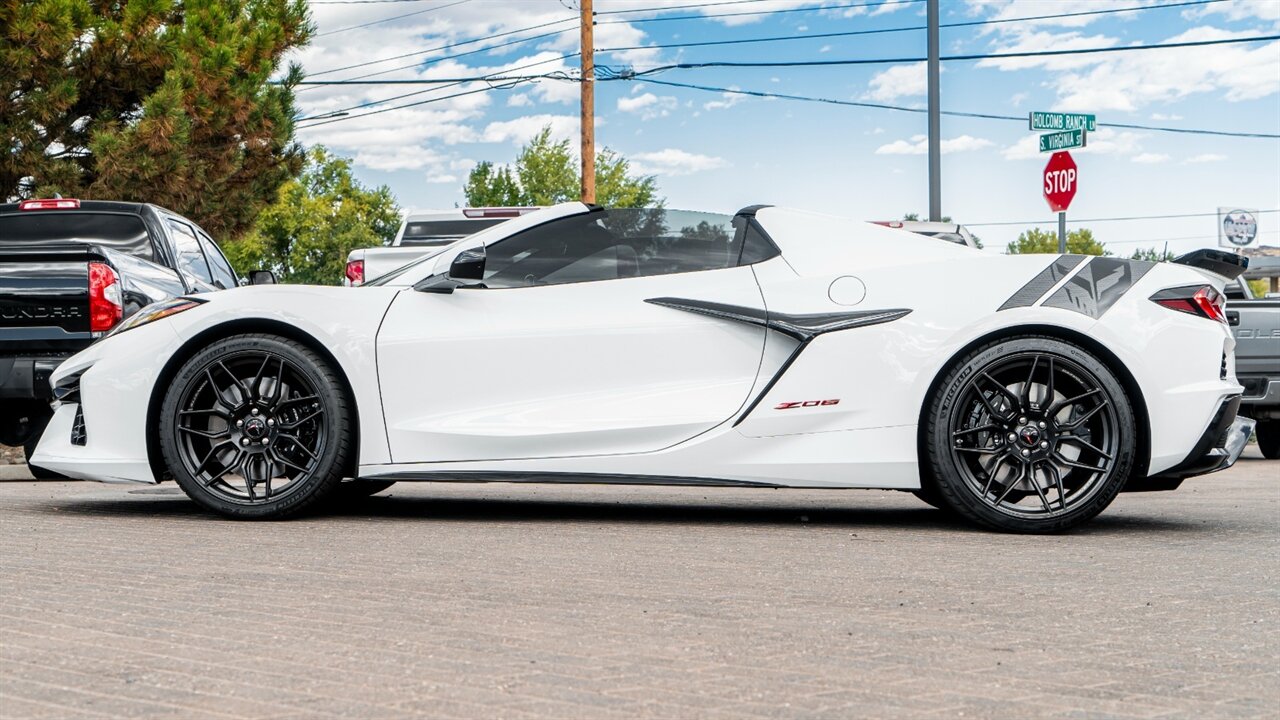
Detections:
1173,249,1248,281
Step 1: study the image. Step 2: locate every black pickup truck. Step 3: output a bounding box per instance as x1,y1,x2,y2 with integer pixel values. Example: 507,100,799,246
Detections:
1225,278,1280,458
0,198,269,476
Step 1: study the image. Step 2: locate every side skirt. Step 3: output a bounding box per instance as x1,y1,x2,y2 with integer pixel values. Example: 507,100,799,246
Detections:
361,471,785,488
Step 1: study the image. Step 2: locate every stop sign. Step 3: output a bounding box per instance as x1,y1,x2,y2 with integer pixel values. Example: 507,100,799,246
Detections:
1043,151,1078,212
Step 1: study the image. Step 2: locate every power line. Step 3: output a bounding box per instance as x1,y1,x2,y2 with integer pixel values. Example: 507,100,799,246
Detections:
614,34,1280,76
598,0,838,16
297,73,568,86
622,77,1280,139
307,15,575,78
597,0,1226,53
311,0,450,4
597,0,923,25
296,54,579,121
314,0,470,39
302,28,575,90
969,210,1280,227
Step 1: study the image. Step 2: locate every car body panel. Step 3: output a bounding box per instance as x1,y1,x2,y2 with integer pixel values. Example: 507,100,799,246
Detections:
34,203,1243,491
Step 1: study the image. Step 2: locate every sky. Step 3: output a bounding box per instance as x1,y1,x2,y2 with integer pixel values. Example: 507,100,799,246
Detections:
292,0,1280,254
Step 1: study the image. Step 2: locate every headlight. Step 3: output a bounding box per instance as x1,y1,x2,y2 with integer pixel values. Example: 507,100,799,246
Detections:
106,297,205,338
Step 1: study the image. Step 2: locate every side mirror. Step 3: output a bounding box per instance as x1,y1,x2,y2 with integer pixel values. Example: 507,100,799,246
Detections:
248,270,277,286
416,247,487,294
449,248,486,282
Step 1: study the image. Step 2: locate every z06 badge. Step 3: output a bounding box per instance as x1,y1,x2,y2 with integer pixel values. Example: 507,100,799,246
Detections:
774,399,840,410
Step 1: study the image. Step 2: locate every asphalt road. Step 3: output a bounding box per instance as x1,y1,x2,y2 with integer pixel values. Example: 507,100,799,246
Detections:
0,452,1276,719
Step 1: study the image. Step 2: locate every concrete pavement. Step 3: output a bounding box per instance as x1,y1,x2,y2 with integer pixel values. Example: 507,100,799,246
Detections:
0,451,1276,719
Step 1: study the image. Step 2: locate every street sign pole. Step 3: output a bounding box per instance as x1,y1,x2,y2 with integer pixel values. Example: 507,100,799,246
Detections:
926,0,941,222
1058,211,1066,254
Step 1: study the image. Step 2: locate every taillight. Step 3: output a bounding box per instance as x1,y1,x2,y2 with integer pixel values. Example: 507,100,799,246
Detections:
345,259,364,285
19,198,80,210
1152,285,1227,324
88,261,123,332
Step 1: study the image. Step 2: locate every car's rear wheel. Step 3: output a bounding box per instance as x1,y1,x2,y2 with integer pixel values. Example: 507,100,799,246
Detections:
159,334,352,519
1257,419,1280,460
924,336,1136,533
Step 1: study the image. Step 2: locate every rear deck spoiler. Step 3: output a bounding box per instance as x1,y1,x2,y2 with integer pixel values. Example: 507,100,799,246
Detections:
1173,249,1248,281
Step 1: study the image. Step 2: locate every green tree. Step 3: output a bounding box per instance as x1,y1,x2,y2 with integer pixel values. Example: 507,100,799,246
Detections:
223,147,400,285
464,126,660,208
1130,247,1177,262
1,0,311,238
1007,227,1107,255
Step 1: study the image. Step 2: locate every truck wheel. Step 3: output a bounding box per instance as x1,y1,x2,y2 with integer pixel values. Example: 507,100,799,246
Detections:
924,336,1136,533
159,334,353,519
22,416,64,480
1258,420,1280,460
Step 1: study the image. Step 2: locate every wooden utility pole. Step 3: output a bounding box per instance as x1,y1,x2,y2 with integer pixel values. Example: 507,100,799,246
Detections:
579,0,596,204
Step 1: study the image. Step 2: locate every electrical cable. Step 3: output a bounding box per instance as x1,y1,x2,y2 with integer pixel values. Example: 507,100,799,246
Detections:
314,0,471,39
597,0,1226,53
294,53,579,121
621,77,1280,139
597,0,923,25
614,34,1280,76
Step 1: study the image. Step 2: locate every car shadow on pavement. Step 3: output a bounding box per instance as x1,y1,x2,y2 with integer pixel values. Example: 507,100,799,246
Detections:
39,488,1207,535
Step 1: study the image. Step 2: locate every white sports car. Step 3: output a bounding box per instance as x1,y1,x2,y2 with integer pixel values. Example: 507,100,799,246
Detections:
33,203,1254,532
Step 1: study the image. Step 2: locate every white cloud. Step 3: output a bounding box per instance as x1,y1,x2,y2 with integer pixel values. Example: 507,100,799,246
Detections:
629,149,727,176
507,94,532,108
1185,0,1280,24
1132,153,1170,164
1150,112,1183,121
481,114,580,145
875,134,994,155
870,0,911,16
617,92,678,120
819,44,832,53
703,90,745,111
426,174,457,184
1186,153,1227,163
974,25,1280,112
864,62,931,102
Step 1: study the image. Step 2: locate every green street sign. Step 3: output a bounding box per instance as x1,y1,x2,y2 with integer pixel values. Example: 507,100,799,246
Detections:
1039,128,1086,153
1029,111,1097,132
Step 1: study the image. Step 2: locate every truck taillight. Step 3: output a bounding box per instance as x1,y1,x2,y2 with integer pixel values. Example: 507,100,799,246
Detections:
345,259,364,285
1151,285,1227,325
88,261,123,332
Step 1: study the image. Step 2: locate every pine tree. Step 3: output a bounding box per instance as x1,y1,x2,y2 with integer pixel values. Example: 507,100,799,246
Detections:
1,0,311,238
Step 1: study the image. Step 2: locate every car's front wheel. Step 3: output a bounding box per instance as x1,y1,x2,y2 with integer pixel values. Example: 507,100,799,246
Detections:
159,334,353,519
924,336,1137,533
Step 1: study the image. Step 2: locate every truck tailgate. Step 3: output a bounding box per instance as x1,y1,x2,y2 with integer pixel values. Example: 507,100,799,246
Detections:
0,244,99,353
1231,299,1280,380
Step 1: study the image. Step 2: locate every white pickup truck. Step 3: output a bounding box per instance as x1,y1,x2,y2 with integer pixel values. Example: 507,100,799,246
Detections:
344,207,537,286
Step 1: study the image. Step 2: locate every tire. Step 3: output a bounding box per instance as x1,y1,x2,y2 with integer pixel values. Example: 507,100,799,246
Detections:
22,415,64,480
924,336,1137,533
159,334,353,519
1258,420,1280,460
911,485,953,514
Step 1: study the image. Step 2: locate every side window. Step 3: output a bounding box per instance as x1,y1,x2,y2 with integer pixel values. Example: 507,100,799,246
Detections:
166,219,212,284
197,230,238,289
481,209,740,289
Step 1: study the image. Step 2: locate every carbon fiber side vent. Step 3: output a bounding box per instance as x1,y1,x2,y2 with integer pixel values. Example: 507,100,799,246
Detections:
999,255,1086,311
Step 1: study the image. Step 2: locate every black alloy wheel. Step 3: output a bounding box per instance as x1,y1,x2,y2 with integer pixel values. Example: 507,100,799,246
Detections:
924,336,1136,533
160,334,352,519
